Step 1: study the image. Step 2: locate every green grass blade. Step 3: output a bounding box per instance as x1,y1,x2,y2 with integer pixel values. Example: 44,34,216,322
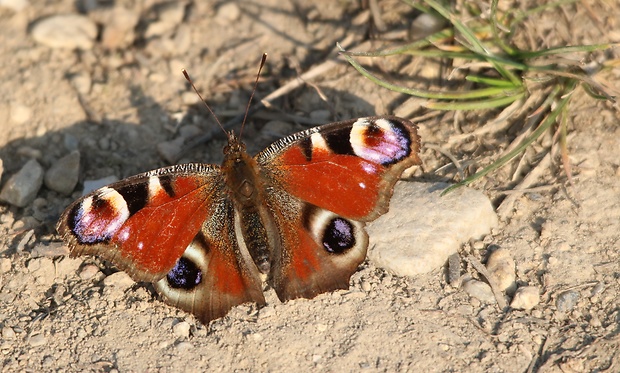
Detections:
441,85,569,194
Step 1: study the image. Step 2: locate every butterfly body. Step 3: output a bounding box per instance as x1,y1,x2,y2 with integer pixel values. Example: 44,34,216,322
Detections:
58,116,420,323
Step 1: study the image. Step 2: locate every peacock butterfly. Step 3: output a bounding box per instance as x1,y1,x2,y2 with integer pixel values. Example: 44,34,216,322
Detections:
57,57,421,324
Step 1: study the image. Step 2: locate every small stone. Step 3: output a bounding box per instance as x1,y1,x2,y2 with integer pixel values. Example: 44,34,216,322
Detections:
0,0,29,12
45,150,81,195
157,137,184,163
215,2,241,24
368,182,498,276
258,306,275,319
0,159,44,207
31,14,98,50
463,279,496,304
79,264,101,280
361,281,372,292
103,272,134,290
54,257,82,278
1,327,15,339
447,253,461,286
82,176,118,195
178,125,203,139
0,258,11,273
309,110,331,122
30,242,70,258
29,333,47,347
70,73,92,95
42,355,54,367
100,7,140,49
486,248,516,294
145,2,185,38
27,258,56,284
556,290,579,312
175,341,193,351
172,321,190,339
10,103,32,124
63,134,79,152
510,286,540,311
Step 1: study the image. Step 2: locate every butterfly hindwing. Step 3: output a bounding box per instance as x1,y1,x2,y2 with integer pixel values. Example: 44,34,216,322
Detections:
154,199,265,324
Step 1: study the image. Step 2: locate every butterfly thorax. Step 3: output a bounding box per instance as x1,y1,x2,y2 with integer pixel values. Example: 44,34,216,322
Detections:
222,132,274,274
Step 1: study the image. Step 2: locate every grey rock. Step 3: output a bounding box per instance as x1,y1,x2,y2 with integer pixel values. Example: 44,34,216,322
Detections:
31,14,98,50
82,176,118,195
486,248,517,294
510,286,540,310
556,290,579,312
463,278,496,304
0,0,29,12
0,159,44,207
367,182,498,276
45,150,80,195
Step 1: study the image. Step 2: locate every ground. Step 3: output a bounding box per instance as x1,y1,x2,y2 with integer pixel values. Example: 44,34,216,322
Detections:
0,0,618,372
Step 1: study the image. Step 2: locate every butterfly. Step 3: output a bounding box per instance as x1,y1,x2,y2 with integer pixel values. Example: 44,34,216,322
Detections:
57,62,421,324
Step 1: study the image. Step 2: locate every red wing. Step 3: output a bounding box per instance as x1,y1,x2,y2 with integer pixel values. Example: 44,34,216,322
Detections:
256,116,420,300
57,164,224,282
257,116,420,222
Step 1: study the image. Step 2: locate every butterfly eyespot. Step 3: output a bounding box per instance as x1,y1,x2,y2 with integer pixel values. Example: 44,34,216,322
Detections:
322,217,356,254
166,257,203,289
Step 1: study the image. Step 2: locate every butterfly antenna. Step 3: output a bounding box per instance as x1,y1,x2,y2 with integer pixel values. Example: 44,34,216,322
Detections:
239,53,268,139
182,69,227,135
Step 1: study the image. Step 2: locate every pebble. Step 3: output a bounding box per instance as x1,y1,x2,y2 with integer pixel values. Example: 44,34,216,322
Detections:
63,134,79,152
309,109,331,122
215,2,241,24
31,14,98,50
175,341,193,351
44,150,80,195
79,264,101,280
82,176,118,195
0,258,11,273
70,73,92,96
15,229,34,253
10,103,32,124
157,137,185,163
172,321,190,339
30,242,70,258
54,257,82,278
463,278,496,304
100,7,140,49
29,333,47,347
27,257,56,284
1,327,15,339
367,182,498,276
102,272,134,290
361,281,372,292
0,0,29,12
510,286,540,311
447,253,461,286
0,159,44,207
556,290,579,312
485,248,516,294
145,2,185,38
